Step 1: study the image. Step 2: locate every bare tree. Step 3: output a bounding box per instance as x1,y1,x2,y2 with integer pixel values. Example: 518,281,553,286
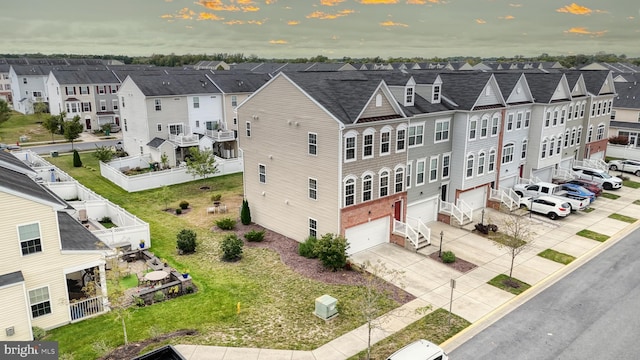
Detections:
491,213,535,286
358,260,406,360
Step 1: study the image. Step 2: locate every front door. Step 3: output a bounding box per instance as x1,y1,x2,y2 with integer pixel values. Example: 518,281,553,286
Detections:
394,200,402,221
440,183,448,202
85,118,91,130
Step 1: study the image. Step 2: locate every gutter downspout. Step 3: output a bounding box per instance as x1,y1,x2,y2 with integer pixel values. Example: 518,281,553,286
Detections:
495,108,506,189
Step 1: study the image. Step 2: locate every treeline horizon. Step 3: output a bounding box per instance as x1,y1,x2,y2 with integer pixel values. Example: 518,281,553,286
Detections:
2,52,639,69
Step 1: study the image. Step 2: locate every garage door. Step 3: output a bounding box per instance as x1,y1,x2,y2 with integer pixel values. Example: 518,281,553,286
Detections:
407,196,438,224
458,186,487,210
345,216,390,255
560,157,573,170
499,175,517,190
590,151,604,160
532,167,553,183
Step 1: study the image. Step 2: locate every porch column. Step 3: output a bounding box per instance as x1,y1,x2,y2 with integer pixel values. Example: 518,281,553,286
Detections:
99,263,109,310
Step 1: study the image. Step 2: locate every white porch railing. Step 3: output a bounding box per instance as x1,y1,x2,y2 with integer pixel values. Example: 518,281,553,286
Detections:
205,129,235,142
393,219,419,248
490,188,519,211
168,133,199,147
456,199,473,223
406,216,431,246
440,199,465,225
553,168,576,182
69,296,106,322
573,159,607,171
516,176,542,186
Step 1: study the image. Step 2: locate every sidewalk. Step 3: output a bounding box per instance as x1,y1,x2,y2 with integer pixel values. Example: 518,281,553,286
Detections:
175,183,640,359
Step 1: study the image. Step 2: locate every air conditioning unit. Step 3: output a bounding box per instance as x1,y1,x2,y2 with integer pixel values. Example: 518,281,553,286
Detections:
314,294,338,320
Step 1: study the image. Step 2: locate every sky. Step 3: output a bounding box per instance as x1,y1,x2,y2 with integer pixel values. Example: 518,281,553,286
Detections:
2,0,639,59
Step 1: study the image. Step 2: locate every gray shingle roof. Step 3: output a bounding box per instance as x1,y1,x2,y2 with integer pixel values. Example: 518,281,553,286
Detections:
50,69,120,85
208,73,271,93
493,73,524,100
579,70,614,95
613,81,640,109
0,164,66,208
0,271,24,287
438,72,495,110
58,212,109,251
0,151,35,175
147,137,166,148
524,73,566,103
127,73,222,96
10,64,55,76
610,120,640,129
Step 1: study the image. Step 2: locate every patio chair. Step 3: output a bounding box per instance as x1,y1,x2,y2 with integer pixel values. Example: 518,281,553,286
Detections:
78,209,88,223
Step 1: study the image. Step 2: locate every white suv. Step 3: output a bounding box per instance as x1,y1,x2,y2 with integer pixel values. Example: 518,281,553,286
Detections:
387,339,448,360
573,168,622,190
520,195,571,220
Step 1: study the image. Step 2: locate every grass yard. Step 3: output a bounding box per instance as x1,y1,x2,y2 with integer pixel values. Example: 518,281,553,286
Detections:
346,309,470,360
0,112,65,144
608,213,638,223
623,180,640,189
538,249,575,265
634,200,640,206
488,274,530,295
488,232,526,248
46,152,402,359
583,207,595,213
576,229,610,242
601,192,621,200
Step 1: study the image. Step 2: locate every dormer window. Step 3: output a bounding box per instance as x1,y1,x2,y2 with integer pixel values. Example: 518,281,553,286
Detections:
405,86,414,106
433,85,441,102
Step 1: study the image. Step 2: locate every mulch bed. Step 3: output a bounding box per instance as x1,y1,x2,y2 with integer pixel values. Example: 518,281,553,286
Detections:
99,330,198,360
428,251,477,273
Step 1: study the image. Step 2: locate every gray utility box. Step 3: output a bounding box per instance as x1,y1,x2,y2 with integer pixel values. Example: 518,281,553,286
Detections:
315,294,338,320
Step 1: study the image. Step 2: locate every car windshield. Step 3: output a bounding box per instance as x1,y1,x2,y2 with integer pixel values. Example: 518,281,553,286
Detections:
600,172,612,179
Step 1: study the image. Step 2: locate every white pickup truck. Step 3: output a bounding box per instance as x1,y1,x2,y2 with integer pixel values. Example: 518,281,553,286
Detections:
513,182,589,211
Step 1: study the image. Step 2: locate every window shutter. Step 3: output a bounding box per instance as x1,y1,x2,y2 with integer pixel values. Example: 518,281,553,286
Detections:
65,87,68,95
89,103,92,112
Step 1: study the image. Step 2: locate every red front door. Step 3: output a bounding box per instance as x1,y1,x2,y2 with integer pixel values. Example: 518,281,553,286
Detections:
394,200,402,221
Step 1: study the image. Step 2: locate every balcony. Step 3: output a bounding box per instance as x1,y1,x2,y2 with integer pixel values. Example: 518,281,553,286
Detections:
168,132,199,147
205,129,235,142
69,296,106,322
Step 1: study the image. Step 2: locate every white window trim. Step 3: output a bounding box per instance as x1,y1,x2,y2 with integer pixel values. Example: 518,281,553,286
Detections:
362,128,376,159
308,132,317,156
406,161,412,189
394,165,405,193
434,119,450,143
488,149,496,173
379,169,390,198
477,151,486,176
308,177,317,200
362,172,374,202
502,143,514,164
28,285,52,319
521,139,528,159
491,115,500,136
408,122,424,148
17,222,42,256
506,113,514,132
258,163,266,184
441,153,451,179
246,121,251,137
380,126,392,156
395,125,407,153
469,119,478,140
344,176,356,207
309,218,318,238
415,159,426,186
344,130,357,162
465,153,475,179
480,117,489,138
429,155,438,183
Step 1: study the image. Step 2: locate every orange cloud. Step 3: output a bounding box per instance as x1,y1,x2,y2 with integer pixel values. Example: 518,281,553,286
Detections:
509,3,522,7
247,19,264,25
357,0,399,4
265,0,276,3
287,20,300,25
242,5,260,12
236,0,254,4
556,3,592,15
321,0,346,5
224,20,244,25
306,9,354,20
499,15,515,20
198,12,223,20
160,14,173,19
380,20,409,27
269,40,288,44
475,18,486,24
176,8,196,20
564,27,607,36
196,0,240,12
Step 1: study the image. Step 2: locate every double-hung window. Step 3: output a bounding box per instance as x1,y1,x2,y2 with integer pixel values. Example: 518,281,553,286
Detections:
308,133,317,155
429,156,438,182
408,124,423,146
469,120,477,140
379,171,389,197
258,164,266,183
193,97,199,108
516,113,523,129
19,223,42,256
488,150,496,172
477,152,485,175
395,167,404,193
480,118,488,138
441,153,451,179
362,130,374,159
362,174,372,201
502,144,514,164
491,115,499,136
246,121,251,137
507,114,514,131
29,287,51,318
521,140,528,159
309,219,317,238
344,178,355,206
380,129,390,155
308,178,317,200
396,127,406,152
155,99,162,111
416,160,425,186
435,119,449,142
466,154,474,178
596,124,605,140
345,134,356,161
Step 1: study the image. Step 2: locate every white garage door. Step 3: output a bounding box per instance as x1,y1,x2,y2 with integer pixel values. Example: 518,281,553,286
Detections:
532,167,553,183
407,196,438,223
345,216,390,255
499,175,517,190
590,151,604,160
458,186,487,210
560,157,573,170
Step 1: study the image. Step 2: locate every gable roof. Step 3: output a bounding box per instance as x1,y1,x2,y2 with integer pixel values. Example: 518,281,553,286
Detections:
579,70,615,95
147,137,167,148
524,73,567,103
50,69,121,85
0,163,66,209
613,81,640,109
492,72,523,99
58,212,109,251
438,72,496,110
207,73,271,93
126,73,222,96
0,151,35,175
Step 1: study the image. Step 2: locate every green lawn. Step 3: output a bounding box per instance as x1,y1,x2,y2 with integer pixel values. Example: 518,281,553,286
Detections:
601,192,621,200
537,249,575,265
488,274,530,295
583,207,595,213
634,200,640,206
0,112,65,144
576,229,610,242
608,213,638,223
46,153,402,359
346,309,470,360
623,180,640,189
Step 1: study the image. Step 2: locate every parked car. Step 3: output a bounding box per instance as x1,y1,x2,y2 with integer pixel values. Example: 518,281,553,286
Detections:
513,182,589,211
559,183,596,203
573,168,623,190
386,339,448,360
0,143,21,151
109,123,121,133
519,195,571,220
563,179,603,197
608,159,640,176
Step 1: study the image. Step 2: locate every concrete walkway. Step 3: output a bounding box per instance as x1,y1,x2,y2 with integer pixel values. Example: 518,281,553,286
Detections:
175,183,640,359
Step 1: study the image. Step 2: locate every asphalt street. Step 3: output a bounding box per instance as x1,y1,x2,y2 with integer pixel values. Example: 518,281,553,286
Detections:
26,139,119,155
449,226,640,360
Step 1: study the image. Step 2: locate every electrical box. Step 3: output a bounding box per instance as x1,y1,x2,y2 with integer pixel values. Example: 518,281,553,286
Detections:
50,151,59,157
315,294,338,320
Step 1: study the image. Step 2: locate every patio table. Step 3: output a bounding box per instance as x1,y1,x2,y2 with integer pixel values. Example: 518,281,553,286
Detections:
144,270,169,282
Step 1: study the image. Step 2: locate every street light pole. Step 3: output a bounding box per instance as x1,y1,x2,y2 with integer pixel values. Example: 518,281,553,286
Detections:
439,230,444,258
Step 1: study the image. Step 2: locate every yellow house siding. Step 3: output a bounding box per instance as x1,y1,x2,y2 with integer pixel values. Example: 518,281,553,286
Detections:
360,90,397,118
0,192,106,330
239,76,341,241
0,284,32,341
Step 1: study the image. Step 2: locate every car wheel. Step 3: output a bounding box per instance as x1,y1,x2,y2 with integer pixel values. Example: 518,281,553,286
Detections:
635,170,640,177
548,212,559,220
603,183,613,190
610,165,618,171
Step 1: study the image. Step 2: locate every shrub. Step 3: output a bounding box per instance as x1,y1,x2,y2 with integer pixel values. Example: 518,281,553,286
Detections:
185,286,194,294
176,228,197,254
99,216,111,223
216,217,236,230
153,291,166,303
175,208,182,215
315,233,349,271
72,149,82,167
32,326,47,340
221,234,243,261
134,297,145,307
240,199,251,225
211,193,222,202
608,135,629,145
442,251,456,263
244,229,265,242
298,236,318,258
179,200,189,209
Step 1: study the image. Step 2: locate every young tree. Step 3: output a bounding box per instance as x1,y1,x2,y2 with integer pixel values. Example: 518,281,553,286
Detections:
185,147,218,182
105,255,132,346
491,214,535,286
159,185,171,211
240,199,251,225
33,102,48,120
42,114,63,143
0,99,10,125
63,115,84,149
93,145,114,162
358,260,407,360
73,149,83,167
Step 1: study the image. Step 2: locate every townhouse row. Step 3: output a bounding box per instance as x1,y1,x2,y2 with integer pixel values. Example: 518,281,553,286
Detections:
236,70,615,255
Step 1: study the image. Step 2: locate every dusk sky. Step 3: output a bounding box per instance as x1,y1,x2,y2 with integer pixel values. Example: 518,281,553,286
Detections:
2,0,639,59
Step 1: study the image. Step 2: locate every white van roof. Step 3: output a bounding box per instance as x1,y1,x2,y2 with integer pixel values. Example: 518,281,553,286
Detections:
386,339,446,360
